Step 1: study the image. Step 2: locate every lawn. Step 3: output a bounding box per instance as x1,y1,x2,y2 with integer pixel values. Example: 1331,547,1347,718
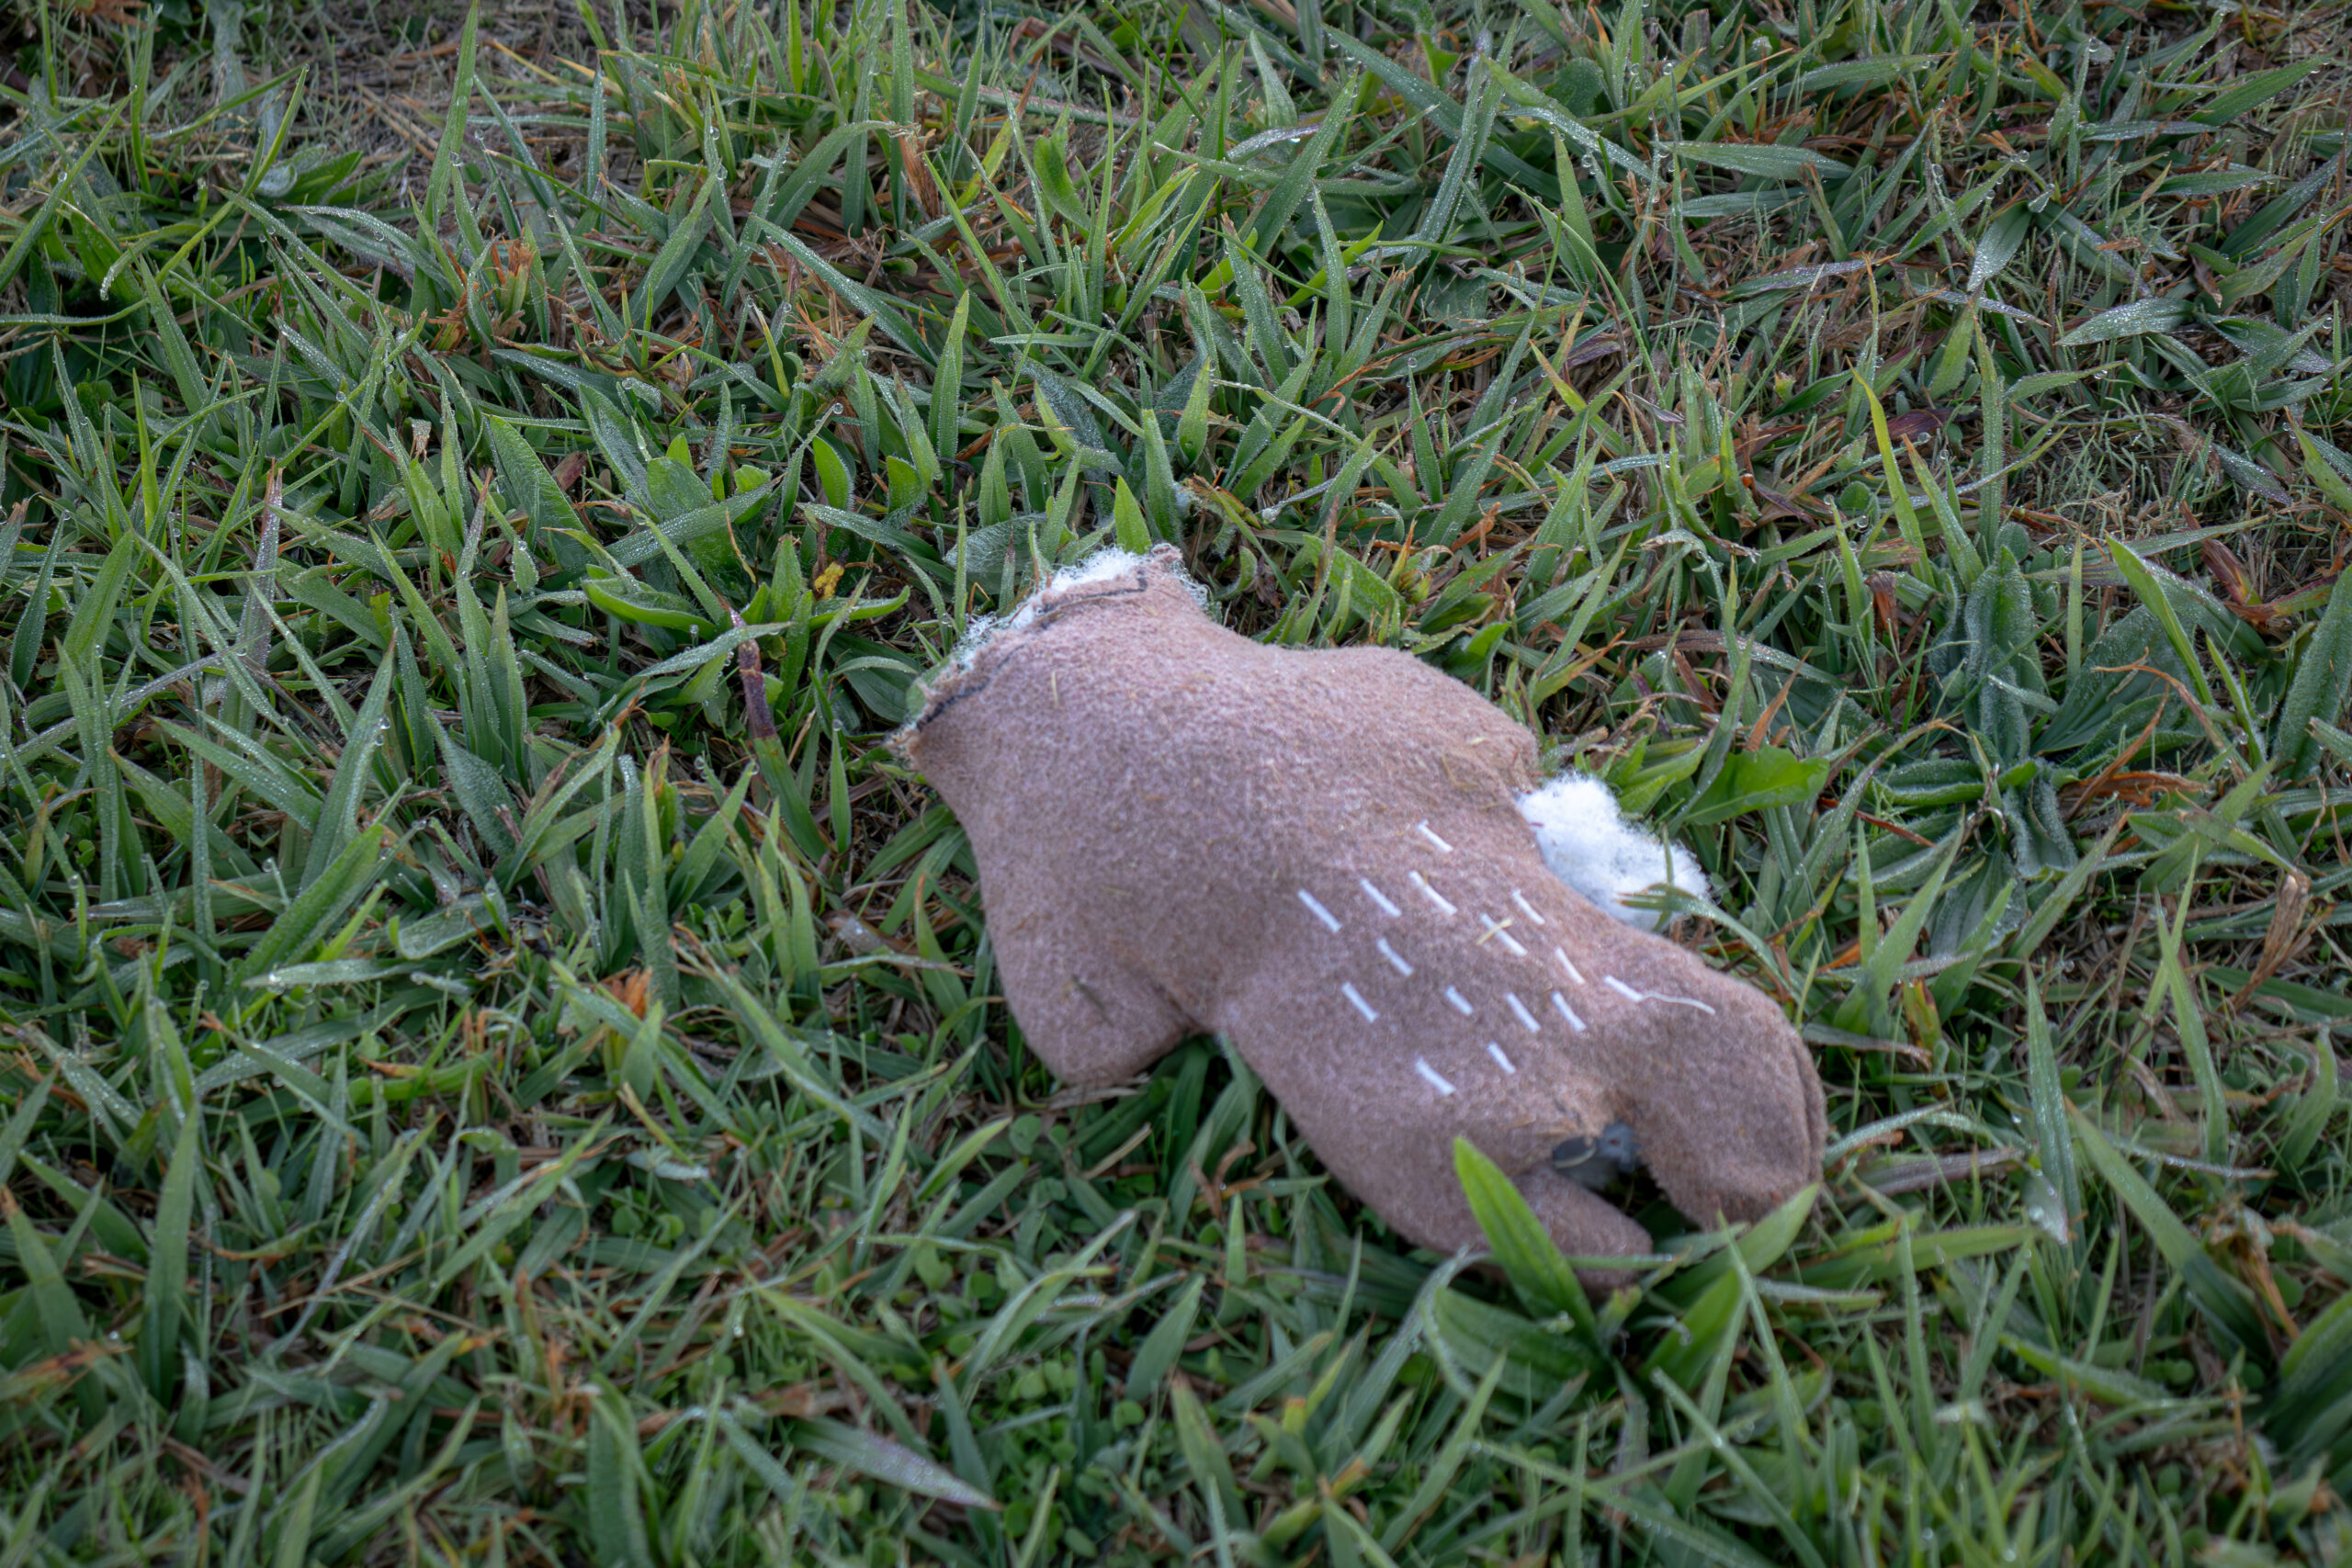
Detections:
1,0,2350,1561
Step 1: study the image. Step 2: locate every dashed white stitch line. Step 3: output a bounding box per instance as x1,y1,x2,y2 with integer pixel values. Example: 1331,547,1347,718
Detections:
1359,877,1403,917
1477,916,1529,958
1552,991,1587,1032
1647,991,1718,1014
1415,820,1455,853
1443,986,1476,1016
1297,888,1341,933
1601,974,1718,1014
1553,947,1587,986
1340,982,1380,1022
1505,992,1542,1032
1485,1042,1517,1073
1408,871,1457,917
1414,1056,1457,1096
1375,937,1414,976
1510,889,1548,926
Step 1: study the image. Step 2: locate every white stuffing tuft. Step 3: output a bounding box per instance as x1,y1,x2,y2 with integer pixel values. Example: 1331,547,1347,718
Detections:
943,547,1204,673
1517,773,1708,931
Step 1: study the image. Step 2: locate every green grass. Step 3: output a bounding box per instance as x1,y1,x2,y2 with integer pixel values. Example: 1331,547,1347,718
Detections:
1,0,2350,1560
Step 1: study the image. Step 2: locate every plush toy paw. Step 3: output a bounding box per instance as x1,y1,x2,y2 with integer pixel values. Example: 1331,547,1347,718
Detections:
897,546,1826,1273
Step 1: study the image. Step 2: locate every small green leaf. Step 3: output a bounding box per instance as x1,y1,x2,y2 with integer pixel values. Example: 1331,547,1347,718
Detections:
639,175,716,316
1672,141,1851,180
2277,569,2352,778
1170,1380,1244,1525
811,438,853,509
586,1398,657,1568
232,824,390,985
1453,1136,1596,1333
2278,1034,2338,1173
2058,298,2190,347
2190,59,2323,125
1032,134,1089,226
1680,746,1832,827
2271,1285,2352,1466
1125,1272,1207,1398
139,1106,202,1399
1112,477,1153,553
930,290,972,464
787,1417,997,1508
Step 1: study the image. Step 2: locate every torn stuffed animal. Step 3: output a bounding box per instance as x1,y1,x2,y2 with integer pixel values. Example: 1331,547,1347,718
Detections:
896,545,1825,1274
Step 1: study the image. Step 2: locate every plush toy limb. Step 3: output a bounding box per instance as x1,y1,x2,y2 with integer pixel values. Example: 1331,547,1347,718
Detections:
1324,1130,1653,1275
1511,1164,1657,1269
1599,989,1825,1231
990,908,1193,1086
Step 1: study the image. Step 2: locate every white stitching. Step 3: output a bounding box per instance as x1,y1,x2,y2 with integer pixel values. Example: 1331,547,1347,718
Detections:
1478,916,1529,957
1486,1042,1517,1073
1510,889,1548,926
1443,987,1476,1016
1552,991,1587,1032
1646,991,1718,1014
1415,820,1454,852
1340,982,1379,1022
1414,1056,1456,1095
1601,974,1717,1013
1297,888,1341,933
1375,937,1414,976
1408,872,1457,917
1359,878,1403,917
1505,992,1542,1033
1553,947,1586,987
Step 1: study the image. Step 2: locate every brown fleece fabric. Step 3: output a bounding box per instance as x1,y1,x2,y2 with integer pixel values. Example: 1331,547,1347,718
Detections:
898,547,1825,1269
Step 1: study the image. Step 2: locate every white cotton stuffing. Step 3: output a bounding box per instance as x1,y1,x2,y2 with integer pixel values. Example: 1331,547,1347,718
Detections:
943,547,1206,672
1517,773,1709,931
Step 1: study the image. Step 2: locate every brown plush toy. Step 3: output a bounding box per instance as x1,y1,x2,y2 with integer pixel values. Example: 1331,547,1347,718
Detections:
896,546,1825,1270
